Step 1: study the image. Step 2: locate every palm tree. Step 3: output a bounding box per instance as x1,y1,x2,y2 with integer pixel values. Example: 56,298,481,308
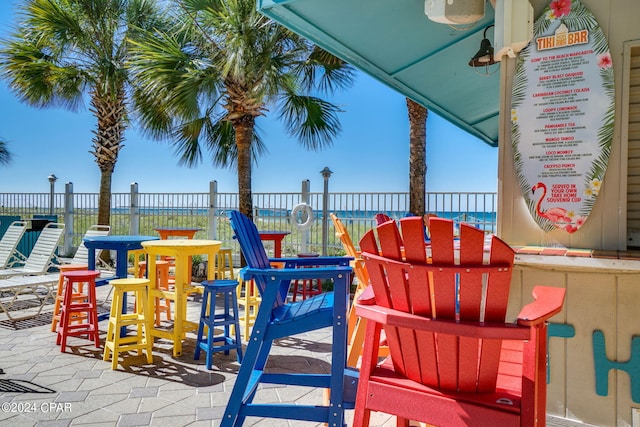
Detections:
0,0,167,227
0,138,12,166
128,0,355,219
407,98,427,216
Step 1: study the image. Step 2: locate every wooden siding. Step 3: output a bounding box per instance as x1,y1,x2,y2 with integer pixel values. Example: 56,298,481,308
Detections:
628,49,640,233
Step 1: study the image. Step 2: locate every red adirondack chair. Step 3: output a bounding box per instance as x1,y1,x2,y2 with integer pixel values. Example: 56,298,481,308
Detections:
353,216,565,427
374,213,392,225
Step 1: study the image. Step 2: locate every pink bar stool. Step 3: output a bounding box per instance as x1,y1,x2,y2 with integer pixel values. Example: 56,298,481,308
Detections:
290,253,323,302
56,270,101,352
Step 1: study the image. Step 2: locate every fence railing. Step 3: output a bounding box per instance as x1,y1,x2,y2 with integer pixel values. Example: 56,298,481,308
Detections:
0,181,497,258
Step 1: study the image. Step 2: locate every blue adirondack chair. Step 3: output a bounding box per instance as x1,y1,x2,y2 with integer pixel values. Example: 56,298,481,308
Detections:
222,211,357,426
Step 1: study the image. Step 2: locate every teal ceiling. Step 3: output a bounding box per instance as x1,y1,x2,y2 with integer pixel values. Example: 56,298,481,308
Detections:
258,0,500,147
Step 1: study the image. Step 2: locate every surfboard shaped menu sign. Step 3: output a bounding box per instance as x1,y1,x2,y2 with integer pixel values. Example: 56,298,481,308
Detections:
511,0,614,233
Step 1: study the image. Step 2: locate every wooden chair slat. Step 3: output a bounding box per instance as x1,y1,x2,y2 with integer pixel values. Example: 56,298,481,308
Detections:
399,217,426,262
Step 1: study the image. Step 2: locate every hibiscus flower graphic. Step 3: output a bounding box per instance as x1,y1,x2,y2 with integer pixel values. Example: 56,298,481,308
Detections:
597,52,613,69
550,0,572,18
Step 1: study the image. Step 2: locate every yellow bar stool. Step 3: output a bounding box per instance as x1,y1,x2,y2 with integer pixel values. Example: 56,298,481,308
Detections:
235,271,261,340
215,248,235,280
103,278,154,370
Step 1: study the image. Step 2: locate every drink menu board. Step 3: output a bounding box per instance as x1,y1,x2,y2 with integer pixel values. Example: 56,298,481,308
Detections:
511,0,614,233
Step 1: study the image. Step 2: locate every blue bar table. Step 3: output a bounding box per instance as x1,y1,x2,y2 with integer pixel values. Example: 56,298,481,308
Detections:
84,235,159,321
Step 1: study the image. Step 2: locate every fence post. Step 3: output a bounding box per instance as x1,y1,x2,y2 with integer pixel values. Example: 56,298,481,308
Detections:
301,180,310,253
209,181,217,240
320,167,333,256
130,182,140,235
63,182,74,256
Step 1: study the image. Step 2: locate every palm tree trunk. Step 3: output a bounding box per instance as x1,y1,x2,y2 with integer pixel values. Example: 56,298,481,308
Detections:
407,98,428,216
90,88,126,229
235,117,255,220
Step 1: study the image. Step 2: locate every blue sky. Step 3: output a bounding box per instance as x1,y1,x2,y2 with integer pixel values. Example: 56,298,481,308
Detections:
0,1,497,195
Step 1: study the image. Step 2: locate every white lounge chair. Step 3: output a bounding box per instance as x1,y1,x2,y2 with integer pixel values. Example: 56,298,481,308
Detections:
0,225,110,323
0,221,28,269
63,224,111,266
0,222,65,279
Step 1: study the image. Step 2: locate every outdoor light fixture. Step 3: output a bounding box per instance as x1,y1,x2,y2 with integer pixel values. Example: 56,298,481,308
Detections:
469,24,497,67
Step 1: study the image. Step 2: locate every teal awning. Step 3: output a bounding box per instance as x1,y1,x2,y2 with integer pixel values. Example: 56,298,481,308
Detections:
258,0,500,147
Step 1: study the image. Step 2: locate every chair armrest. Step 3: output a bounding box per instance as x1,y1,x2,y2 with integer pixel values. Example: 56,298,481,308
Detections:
356,285,376,305
245,265,353,281
270,256,353,268
355,303,531,341
516,286,566,327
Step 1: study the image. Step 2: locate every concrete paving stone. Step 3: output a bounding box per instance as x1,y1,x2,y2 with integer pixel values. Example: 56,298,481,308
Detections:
4,362,37,375
36,377,82,392
157,387,196,404
31,363,82,377
2,413,44,426
10,393,57,405
52,399,115,421
116,412,152,427
76,377,114,392
35,419,72,427
150,400,196,418
185,420,213,427
274,385,317,403
67,407,120,425
149,414,197,426
1,371,38,382
55,390,89,403
28,355,56,363
195,382,224,394
209,391,232,406
136,396,176,413
101,396,142,415
72,422,118,427
195,405,225,421
73,370,102,379
129,386,159,398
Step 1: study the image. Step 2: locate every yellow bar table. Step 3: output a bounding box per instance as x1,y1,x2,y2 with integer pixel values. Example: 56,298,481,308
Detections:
142,239,221,357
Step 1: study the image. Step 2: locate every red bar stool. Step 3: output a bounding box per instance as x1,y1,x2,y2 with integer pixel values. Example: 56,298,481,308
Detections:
290,253,323,302
50,264,90,332
137,260,172,326
56,270,101,352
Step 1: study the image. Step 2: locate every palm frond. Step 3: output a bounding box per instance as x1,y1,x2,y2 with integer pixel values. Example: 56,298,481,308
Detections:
278,94,342,149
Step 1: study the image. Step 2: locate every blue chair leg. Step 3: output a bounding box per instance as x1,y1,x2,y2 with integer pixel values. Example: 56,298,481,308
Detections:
231,289,243,363
194,286,210,362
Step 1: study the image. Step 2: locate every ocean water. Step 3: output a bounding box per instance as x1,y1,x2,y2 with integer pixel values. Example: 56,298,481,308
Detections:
114,207,495,222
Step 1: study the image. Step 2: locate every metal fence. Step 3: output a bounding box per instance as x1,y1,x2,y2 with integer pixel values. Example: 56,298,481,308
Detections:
0,181,497,258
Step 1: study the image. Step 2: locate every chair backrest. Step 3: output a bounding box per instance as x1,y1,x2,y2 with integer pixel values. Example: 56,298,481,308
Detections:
330,213,369,288
71,225,111,264
22,222,65,272
374,213,392,225
229,211,287,307
0,220,27,268
359,216,515,393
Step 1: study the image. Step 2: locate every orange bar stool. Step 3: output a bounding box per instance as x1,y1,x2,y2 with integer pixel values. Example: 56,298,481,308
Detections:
290,252,323,302
103,278,154,370
137,260,172,326
235,273,261,340
51,264,90,332
56,270,101,353
215,248,235,280
194,279,243,369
